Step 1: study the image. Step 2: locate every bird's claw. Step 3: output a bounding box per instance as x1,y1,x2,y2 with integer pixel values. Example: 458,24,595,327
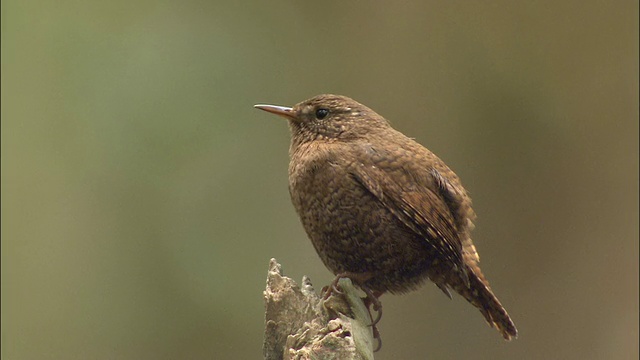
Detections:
322,277,345,300
324,272,384,352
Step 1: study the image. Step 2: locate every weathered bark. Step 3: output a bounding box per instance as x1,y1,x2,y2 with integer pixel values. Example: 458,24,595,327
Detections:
263,258,375,360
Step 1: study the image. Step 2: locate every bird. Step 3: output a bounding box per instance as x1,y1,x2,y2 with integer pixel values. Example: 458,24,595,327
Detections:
254,94,517,343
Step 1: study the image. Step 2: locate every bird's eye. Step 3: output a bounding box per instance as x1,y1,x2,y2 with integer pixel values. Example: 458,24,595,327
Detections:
315,108,329,120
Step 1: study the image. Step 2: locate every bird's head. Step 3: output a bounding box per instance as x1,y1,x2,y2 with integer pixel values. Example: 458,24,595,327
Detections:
255,94,391,146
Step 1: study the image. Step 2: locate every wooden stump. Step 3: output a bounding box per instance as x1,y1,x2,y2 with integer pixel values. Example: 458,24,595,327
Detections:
263,258,375,360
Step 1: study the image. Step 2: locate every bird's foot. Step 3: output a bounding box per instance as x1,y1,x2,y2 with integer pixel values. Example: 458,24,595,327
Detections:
322,272,384,352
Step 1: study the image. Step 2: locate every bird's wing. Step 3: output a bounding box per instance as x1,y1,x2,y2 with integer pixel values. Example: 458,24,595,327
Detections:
348,145,466,273
429,165,481,268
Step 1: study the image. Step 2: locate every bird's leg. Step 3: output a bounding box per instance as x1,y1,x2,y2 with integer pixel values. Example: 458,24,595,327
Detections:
361,287,384,326
322,272,384,351
361,286,384,352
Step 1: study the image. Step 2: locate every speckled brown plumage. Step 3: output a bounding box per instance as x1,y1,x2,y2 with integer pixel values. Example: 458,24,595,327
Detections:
255,94,517,340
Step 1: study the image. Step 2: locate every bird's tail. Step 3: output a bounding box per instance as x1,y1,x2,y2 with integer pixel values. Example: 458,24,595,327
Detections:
449,266,518,340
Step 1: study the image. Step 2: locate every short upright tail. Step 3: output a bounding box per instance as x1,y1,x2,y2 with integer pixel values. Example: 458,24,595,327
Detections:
450,266,518,340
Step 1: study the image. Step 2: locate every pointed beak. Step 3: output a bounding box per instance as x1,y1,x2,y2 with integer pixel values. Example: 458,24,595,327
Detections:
254,104,296,121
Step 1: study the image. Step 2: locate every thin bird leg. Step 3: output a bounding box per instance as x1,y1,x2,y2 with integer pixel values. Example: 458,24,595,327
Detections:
361,287,384,352
361,287,383,326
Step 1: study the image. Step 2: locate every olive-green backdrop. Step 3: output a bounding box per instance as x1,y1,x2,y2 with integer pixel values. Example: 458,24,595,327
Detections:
2,1,638,359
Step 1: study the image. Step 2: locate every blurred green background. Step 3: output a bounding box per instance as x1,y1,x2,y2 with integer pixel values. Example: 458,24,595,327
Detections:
2,1,638,359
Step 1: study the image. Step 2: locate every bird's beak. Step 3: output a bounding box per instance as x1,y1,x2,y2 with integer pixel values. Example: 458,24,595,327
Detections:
254,104,296,121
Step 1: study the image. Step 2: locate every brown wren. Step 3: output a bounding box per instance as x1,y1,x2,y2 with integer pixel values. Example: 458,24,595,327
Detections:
255,94,517,342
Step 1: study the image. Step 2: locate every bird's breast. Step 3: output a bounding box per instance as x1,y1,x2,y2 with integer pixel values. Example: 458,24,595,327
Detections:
288,142,351,211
